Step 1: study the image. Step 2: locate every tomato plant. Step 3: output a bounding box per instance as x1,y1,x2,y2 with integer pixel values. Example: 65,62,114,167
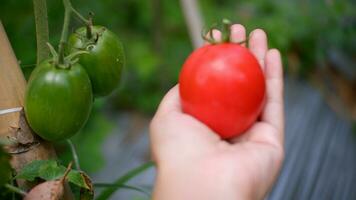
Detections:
179,20,265,139
1,0,148,199
25,59,93,141
68,26,125,97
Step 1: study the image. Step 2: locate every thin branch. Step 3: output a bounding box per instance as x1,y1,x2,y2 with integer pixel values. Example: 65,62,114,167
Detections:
71,7,90,25
96,162,154,200
57,0,72,64
94,183,151,197
70,4,93,39
5,183,27,196
66,139,80,170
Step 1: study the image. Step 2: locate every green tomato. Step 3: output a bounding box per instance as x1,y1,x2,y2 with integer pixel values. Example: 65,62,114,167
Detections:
68,26,125,97
25,60,93,141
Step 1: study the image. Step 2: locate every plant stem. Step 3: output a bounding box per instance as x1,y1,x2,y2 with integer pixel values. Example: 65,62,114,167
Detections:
70,5,92,39
221,18,232,43
57,0,93,64
11,176,17,200
33,0,50,65
96,161,154,200
94,183,151,197
66,139,80,170
5,184,27,196
58,0,72,64
86,14,93,39
71,7,90,25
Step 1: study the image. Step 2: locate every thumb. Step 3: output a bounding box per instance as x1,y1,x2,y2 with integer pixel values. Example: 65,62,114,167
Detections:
154,85,181,117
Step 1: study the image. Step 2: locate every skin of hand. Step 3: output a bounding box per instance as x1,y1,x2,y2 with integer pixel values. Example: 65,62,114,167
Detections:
150,24,284,200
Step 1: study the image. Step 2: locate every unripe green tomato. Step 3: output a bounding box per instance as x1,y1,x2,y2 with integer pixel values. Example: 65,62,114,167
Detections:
68,26,125,97
25,60,93,141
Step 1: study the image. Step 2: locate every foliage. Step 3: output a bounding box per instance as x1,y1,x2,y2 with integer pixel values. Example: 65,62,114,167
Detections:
2,0,354,113
15,159,94,199
14,159,153,199
15,160,91,189
110,0,192,114
0,146,11,187
202,0,355,75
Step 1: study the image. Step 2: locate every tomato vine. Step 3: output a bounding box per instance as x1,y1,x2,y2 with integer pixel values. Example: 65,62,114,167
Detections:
33,0,50,64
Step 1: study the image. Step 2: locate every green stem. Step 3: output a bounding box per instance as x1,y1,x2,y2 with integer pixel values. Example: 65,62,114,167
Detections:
33,0,50,65
221,18,232,43
94,183,150,197
86,14,93,39
57,0,72,65
201,19,234,44
57,0,93,64
5,184,27,196
96,162,154,200
66,139,80,170
71,7,90,25
70,6,93,39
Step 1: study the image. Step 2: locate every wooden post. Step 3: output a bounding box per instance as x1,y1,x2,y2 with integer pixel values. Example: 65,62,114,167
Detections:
180,0,204,48
0,22,74,199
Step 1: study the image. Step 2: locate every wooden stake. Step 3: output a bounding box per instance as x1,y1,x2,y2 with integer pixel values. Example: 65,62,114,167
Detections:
180,0,204,48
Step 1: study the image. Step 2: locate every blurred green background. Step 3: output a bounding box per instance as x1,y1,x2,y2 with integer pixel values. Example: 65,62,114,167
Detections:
1,0,355,176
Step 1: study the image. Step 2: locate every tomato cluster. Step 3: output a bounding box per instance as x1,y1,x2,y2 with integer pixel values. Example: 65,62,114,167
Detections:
25,25,124,141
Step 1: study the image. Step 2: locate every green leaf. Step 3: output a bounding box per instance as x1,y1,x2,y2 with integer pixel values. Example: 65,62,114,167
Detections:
14,159,51,181
69,171,94,200
80,186,95,200
96,161,154,200
67,170,92,190
14,159,94,197
40,160,66,180
14,159,66,181
0,147,11,187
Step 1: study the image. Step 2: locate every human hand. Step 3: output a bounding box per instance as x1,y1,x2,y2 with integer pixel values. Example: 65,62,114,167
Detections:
150,24,284,200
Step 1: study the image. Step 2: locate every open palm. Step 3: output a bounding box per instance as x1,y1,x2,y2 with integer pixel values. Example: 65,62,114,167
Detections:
150,24,284,200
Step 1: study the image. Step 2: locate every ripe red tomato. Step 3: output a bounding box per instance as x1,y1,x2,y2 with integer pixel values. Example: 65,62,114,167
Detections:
179,43,266,139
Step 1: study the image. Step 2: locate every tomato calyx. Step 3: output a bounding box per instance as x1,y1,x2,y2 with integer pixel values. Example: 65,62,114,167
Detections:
73,26,106,50
202,19,246,45
47,42,87,69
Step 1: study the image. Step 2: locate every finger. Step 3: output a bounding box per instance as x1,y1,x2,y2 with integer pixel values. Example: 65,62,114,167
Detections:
261,49,284,135
249,29,268,69
204,29,222,45
154,85,181,117
230,24,246,46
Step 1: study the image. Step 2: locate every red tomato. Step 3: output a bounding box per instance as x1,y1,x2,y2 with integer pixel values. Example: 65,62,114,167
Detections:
179,43,265,139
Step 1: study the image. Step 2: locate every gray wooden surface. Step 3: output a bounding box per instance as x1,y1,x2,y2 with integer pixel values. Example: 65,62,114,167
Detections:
92,77,356,200
269,78,356,200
